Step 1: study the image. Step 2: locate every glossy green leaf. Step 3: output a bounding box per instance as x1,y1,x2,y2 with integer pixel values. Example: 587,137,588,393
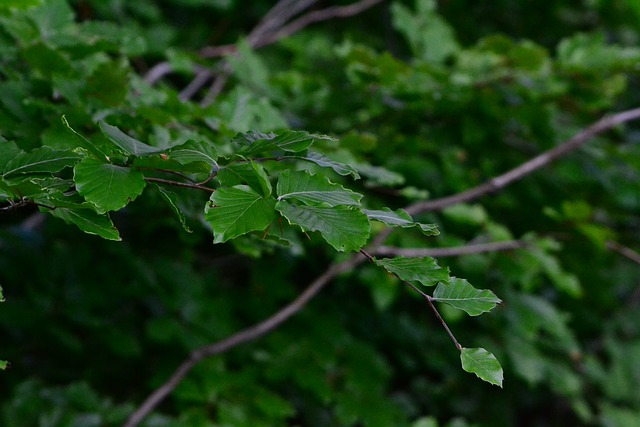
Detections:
3,146,82,178
154,184,193,233
276,200,370,252
99,122,165,156
363,208,439,236
432,278,501,316
375,257,450,286
460,347,503,387
299,152,360,179
277,170,362,206
205,185,276,243
74,158,146,213
47,205,121,241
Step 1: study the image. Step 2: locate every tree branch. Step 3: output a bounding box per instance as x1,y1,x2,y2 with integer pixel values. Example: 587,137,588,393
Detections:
405,107,640,216
123,254,365,427
606,240,640,265
373,240,527,258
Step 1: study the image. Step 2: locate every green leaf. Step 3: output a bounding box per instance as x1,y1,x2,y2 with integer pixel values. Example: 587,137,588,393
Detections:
0,360,8,370
275,200,370,252
99,122,165,156
0,284,4,302
233,130,333,155
375,257,450,286
217,162,271,196
363,208,439,236
277,170,362,206
205,185,276,243
61,116,111,162
3,147,82,178
432,278,501,316
299,152,360,179
47,205,121,241
167,139,218,167
460,347,504,387
154,184,192,233
0,0,42,10
74,158,146,213
0,141,23,171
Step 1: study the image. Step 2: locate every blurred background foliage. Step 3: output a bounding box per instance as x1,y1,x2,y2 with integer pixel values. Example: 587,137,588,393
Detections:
2,0,640,425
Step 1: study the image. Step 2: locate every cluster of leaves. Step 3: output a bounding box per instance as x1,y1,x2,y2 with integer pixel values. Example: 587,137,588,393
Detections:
2,0,640,426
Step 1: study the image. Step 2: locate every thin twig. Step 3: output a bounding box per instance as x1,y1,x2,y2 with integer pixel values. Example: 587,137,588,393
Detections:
144,177,215,193
374,240,527,258
122,255,365,427
405,107,640,215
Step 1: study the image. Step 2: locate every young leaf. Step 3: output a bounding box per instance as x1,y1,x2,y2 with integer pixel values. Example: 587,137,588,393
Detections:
3,147,82,178
61,115,111,162
432,278,501,316
74,158,146,213
154,184,193,233
299,152,360,179
47,205,121,241
275,200,370,252
99,121,165,156
277,170,362,206
363,208,439,236
375,257,450,286
460,347,504,387
205,185,276,243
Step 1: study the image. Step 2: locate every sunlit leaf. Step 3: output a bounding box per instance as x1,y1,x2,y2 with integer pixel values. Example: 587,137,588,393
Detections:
363,208,439,235
432,278,501,316
74,158,146,213
276,200,370,252
375,257,450,286
205,185,276,243
460,347,503,387
277,170,362,206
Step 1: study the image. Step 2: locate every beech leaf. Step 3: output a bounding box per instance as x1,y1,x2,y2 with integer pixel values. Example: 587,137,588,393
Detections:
460,347,504,387
205,185,276,243
3,146,82,178
99,121,165,156
375,257,450,286
74,158,146,213
363,208,439,236
277,170,362,206
432,278,501,316
276,200,370,252
300,152,360,179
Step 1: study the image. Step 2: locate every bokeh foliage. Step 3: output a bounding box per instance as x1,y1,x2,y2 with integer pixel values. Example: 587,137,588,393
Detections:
2,0,640,426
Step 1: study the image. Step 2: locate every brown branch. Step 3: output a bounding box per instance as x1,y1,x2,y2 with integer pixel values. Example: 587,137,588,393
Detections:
123,254,365,427
405,107,640,216
606,240,640,265
374,240,527,258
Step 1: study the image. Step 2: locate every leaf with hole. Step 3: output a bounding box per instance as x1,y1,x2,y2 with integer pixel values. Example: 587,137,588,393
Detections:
460,347,503,387
375,257,450,286
74,158,146,213
205,185,276,243
277,170,362,206
276,200,370,252
432,278,501,316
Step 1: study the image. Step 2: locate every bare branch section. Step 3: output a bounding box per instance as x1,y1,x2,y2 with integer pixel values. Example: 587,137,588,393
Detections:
607,240,640,265
405,107,640,216
374,240,527,258
123,255,365,427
